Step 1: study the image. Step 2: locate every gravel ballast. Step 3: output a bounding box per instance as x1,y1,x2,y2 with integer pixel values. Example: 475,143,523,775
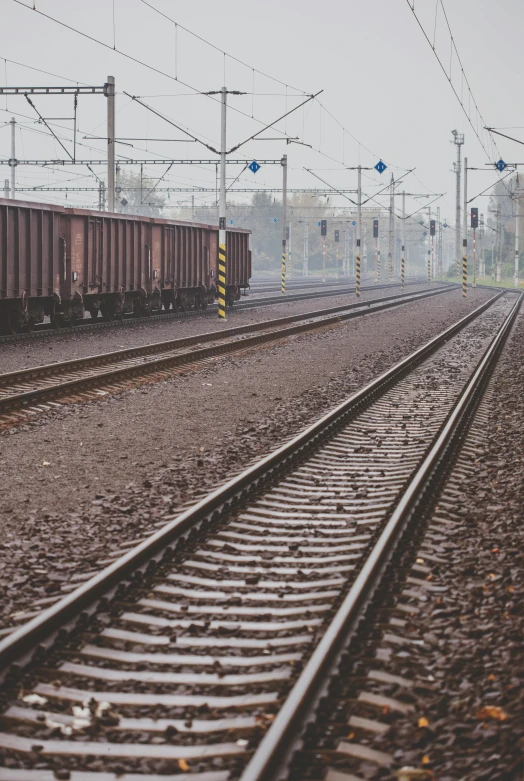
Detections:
0,282,433,374
0,287,495,632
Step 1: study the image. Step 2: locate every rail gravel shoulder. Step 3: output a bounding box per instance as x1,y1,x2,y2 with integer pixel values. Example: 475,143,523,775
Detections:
0,290,505,679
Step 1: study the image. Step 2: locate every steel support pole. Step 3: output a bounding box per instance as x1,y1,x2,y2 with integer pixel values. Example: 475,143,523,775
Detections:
473,228,477,288
281,154,287,293
191,195,195,222
106,76,115,212
288,218,292,279
515,182,520,287
388,175,394,282
3,179,9,199
401,192,405,288
9,117,16,199
376,229,380,283
218,86,227,318
480,213,485,277
356,165,361,296
462,157,468,296
455,140,462,275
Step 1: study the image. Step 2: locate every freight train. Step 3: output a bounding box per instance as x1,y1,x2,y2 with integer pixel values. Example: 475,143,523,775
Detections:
0,198,251,334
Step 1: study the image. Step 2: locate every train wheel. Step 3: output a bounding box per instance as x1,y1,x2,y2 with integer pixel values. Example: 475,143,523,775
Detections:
3,311,19,335
50,311,62,330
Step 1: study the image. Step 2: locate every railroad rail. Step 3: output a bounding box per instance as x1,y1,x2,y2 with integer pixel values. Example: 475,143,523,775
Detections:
0,284,452,429
0,279,435,344
0,290,519,781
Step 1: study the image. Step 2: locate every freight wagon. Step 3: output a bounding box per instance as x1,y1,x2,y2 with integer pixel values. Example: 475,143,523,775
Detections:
0,198,251,333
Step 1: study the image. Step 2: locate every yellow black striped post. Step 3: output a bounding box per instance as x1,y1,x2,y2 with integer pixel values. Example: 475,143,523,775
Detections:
401,255,405,289
356,252,361,298
376,253,380,283
427,251,431,283
281,244,286,294
218,243,227,319
462,253,467,297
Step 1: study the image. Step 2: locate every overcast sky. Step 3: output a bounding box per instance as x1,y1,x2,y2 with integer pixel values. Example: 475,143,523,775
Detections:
1,0,523,223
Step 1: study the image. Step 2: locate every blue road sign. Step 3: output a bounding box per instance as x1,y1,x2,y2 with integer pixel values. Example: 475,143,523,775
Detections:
374,160,387,174
443,222,448,228
423,231,427,236
419,220,424,225
273,217,278,223
352,220,356,226
495,159,507,172
229,219,235,225
248,161,261,174
317,221,321,227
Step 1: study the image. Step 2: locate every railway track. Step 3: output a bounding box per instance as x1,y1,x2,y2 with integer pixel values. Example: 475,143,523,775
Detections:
0,284,451,430
0,280,431,344
0,290,519,781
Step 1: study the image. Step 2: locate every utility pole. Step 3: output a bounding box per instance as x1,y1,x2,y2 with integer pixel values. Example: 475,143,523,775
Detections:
452,130,464,275
356,165,362,296
376,220,380,283
437,206,442,280
363,223,367,274
106,76,115,212
462,155,468,296
9,117,16,199
480,212,485,277
3,179,9,199
191,194,195,222
281,153,287,293
218,86,227,318
115,163,121,213
344,228,349,276
515,176,520,287
427,206,432,283
473,222,477,288
288,220,292,279
401,192,406,288
387,174,394,282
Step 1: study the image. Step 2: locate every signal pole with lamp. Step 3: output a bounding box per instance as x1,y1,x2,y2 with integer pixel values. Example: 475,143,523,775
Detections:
373,218,380,282
462,156,468,296
320,219,327,282
471,207,479,288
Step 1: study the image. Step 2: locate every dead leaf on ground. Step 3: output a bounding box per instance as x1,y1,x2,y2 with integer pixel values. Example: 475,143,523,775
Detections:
477,706,508,721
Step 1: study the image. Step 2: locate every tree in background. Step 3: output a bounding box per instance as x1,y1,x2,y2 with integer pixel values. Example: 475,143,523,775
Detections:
115,169,166,217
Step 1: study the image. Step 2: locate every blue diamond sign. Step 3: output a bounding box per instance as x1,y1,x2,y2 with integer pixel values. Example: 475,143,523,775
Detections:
495,159,507,172
248,161,260,174
375,160,387,174
443,222,448,228
423,231,427,236
229,219,235,225
352,221,356,226
317,221,321,227
273,217,278,223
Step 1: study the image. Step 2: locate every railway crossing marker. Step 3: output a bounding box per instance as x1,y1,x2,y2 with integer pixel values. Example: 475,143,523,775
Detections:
374,160,387,174
248,161,260,174
495,159,507,172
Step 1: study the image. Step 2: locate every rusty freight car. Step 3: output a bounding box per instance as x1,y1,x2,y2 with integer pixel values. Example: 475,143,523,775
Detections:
0,198,251,333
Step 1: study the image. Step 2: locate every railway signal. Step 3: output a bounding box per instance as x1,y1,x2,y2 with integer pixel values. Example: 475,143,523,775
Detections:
320,219,327,236
373,219,379,238
471,207,479,228
334,229,339,242
430,220,436,236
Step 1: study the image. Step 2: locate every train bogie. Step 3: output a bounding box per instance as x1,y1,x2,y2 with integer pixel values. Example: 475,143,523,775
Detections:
0,198,251,333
